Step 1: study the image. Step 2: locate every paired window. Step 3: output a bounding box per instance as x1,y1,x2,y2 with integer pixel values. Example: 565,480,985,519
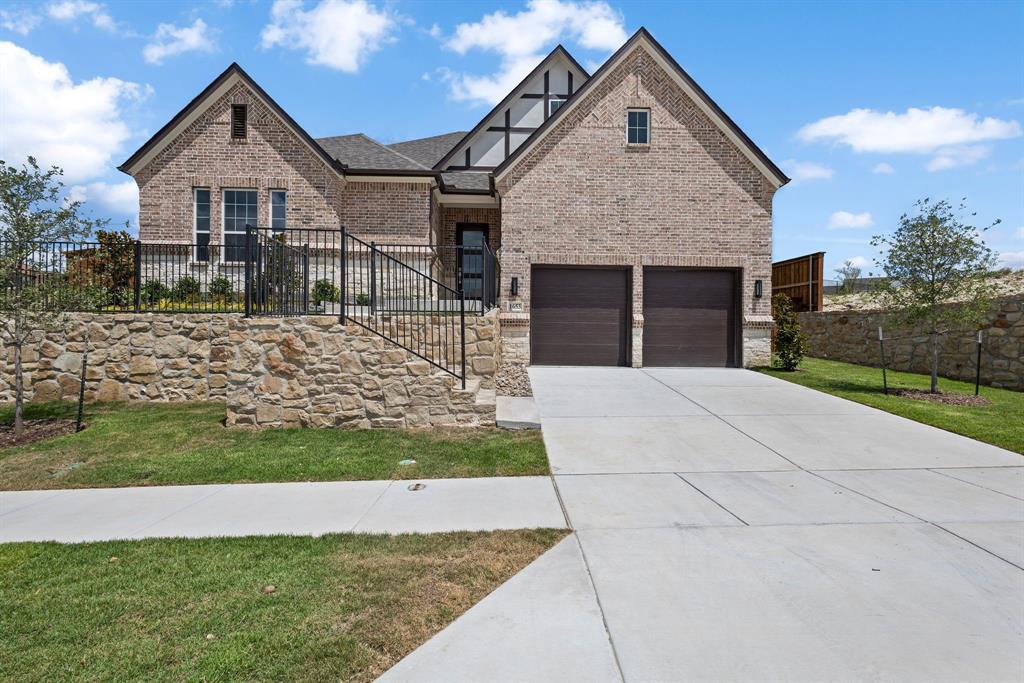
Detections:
627,109,650,145
230,104,247,139
194,189,211,262
270,191,286,232
223,189,258,262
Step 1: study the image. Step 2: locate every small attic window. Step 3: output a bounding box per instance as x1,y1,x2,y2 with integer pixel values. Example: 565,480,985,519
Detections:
230,104,247,139
627,109,649,145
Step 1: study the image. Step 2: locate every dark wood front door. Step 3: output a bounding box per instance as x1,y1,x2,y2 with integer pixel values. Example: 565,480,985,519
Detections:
456,224,488,299
642,268,739,367
530,266,630,366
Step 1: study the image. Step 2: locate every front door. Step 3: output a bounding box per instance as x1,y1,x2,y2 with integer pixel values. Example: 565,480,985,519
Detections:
456,224,488,299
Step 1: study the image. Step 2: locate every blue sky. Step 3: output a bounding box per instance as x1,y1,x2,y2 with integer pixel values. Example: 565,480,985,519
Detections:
1,0,1022,274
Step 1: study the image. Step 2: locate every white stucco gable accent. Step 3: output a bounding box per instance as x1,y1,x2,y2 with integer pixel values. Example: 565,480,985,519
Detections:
433,46,590,171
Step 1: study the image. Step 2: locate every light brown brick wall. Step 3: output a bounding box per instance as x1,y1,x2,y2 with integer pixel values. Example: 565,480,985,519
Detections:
133,82,431,245
495,44,778,366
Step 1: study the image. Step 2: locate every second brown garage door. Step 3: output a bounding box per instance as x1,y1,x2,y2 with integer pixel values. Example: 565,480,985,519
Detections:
531,267,630,366
643,268,739,367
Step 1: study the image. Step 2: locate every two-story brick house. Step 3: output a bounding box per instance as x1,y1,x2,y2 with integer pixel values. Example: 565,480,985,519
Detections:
119,27,788,369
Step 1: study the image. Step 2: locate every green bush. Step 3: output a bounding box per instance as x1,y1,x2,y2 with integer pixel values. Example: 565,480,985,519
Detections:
171,276,201,302
355,292,370,306
209,276,234,301
140,281,169,306
772,293,806,371
312,279,339,306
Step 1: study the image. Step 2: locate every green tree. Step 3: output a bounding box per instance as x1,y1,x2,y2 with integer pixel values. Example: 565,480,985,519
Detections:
833,259,862,294
772,293,805,371
870,198,998,393
0,157,105,438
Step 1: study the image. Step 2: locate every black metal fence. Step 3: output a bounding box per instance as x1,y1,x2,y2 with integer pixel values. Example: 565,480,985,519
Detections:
342,232,466,381
0,227,497,383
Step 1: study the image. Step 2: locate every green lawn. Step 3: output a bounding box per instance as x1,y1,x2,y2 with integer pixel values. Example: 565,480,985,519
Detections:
760,357,1024,454
0,529,567,682
0,401,549,491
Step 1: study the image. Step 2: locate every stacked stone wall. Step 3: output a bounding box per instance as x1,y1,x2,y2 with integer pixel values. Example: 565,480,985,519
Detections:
798,298,1023,390
0,311,500,426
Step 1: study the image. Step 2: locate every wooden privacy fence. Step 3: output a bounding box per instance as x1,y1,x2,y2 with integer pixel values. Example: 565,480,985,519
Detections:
772,252,824,312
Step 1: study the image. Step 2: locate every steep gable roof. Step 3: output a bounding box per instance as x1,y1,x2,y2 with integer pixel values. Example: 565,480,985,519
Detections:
493,27,790,188
432,45,590,171
119,63,341,176
388,132,467,168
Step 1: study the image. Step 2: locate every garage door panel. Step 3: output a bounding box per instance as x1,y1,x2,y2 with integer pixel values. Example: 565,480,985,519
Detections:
531,268,629,366
643,269,737,367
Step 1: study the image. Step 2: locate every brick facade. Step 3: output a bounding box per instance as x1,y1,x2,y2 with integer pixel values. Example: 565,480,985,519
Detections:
495,44,777,367
133,82,431,245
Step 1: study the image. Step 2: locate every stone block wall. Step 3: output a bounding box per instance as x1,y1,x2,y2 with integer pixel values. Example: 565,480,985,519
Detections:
0,310,500,427
226,311,499,429
798,298,1023,390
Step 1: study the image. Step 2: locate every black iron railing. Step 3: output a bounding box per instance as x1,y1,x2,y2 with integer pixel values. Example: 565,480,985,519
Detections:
342,231,466,384
0,228,493,384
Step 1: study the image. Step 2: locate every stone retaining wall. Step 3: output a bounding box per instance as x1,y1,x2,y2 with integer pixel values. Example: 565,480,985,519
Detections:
0,310,500,427
798,297,1023,390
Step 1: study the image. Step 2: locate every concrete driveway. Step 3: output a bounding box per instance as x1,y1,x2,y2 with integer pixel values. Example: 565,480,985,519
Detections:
383,367,1023,682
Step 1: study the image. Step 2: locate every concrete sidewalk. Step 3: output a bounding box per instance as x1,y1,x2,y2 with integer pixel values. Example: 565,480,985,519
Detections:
0,476,567,543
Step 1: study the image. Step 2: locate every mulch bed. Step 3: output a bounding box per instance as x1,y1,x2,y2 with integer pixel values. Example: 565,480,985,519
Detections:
890,389,991,407
0,419,80,448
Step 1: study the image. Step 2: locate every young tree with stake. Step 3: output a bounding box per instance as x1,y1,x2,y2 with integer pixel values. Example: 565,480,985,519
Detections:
0,157,105,438
870,198,998,393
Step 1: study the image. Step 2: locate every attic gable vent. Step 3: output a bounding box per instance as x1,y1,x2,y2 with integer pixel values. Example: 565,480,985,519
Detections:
230,104,247,139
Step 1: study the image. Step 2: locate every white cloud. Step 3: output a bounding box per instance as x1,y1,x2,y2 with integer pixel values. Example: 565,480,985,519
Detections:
832,256,870,272
996,250,1024,270
46,1,116,32
143,18,216,64
924,144,991,171
68,180,139,218
798,106,1020,171
872,162,894,174
0,41,148,184
798,107,1020,153
440,0,627,104
782,159,834,182
1014,226,1024,239
261,0,396,73
0,8,41,35
827,211,874,230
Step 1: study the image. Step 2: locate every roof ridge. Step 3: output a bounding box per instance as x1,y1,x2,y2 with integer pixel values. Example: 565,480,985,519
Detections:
354,133,430,170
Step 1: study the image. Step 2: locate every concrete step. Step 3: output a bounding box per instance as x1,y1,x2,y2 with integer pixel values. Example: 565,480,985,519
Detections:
496,396,541,430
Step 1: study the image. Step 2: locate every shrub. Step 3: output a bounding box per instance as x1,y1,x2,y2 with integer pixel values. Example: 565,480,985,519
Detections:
140,280,169,306
172,276,201,302
772,293,805,371
209,276,234,301
312,279,339,306
355,292,370,306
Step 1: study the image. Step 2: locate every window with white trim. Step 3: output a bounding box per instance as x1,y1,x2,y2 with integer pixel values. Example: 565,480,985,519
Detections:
627,109,650,145
549,98,566,116
194,189,210,262
270,190,286,232
223,189,257,262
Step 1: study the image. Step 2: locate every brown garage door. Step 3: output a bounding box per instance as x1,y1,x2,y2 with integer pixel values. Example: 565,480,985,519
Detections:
531,267,630,366
643,268,738,367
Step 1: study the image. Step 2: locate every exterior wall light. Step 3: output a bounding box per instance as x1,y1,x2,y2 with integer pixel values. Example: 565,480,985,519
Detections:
754,280,763,298
510,277,519,296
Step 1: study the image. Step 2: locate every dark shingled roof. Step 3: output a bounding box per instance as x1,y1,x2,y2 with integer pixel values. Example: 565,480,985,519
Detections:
387,131,467,168
440,171,491,192
316,133,428,171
